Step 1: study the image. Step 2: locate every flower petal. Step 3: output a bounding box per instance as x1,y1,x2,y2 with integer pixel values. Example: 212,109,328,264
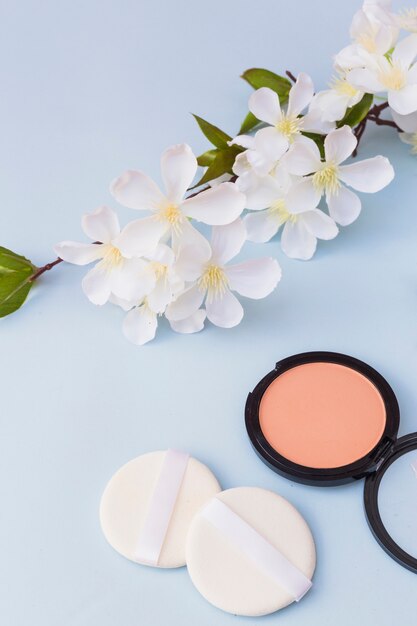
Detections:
110,170,165,211
393,33,417,67
301,209,339,240
111,258,156,302
205,289,244,328
225,258,281,299
287,73,314,117
244,179,282,210
181,182,245,225
229,135,255,149
165,284,205,321
175,245,211,282
326,185,361,226
114,216,168,258
338,156,394,192
244,210,281,243
147,243,175,266
284,139,322,176
147,275,179,314
285,178,321,214
169,309,206,334
54,241,104,265
391,109,417,132
249,87,282,125
388,84,417,115
172,220,212,259
81,264,112,305
210,218,246,265
253,127,289,163
122,306,158,346
109,294,135,311
324,126,357,164
281,220,317,260
161,143,197,203
82,206,120,243
347,68,384,93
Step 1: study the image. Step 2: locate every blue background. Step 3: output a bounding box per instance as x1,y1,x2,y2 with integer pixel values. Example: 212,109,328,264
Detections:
1,0,417,624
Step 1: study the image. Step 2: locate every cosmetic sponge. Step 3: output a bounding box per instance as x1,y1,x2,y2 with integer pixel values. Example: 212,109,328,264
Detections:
100,450,221,568
186,486,316,616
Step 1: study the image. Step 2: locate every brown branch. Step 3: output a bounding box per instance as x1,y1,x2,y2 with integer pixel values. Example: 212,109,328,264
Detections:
30,257,63,282
367,114,401,129
352,117,368,157
352,100,401,156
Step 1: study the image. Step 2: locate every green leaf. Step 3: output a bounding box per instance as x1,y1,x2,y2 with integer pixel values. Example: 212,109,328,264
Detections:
241,68,292,101
338,93,373,128
239,111,260,134
193,146,241,187
192,114,231,149
302,132,325,160
0,247,37,317
197,148,218,167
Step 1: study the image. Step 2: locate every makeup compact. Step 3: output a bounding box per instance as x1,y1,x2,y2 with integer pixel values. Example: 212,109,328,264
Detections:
246,351,417,574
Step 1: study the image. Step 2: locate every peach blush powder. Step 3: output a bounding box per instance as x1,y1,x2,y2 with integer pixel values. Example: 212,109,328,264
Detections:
259,362,387,469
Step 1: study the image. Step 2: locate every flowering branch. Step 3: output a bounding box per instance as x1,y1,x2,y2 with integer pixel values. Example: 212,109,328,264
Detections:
2,0,416,345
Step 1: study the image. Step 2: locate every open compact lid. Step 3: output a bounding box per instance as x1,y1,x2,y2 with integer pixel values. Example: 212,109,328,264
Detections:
245,351,417,573
364,432,417,574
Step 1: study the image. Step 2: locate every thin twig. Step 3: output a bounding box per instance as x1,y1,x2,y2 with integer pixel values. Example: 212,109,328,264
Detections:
30,257,63,282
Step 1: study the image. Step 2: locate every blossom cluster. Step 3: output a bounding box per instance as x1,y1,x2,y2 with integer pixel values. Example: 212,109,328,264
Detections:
55,145,281,344
55,0,416,346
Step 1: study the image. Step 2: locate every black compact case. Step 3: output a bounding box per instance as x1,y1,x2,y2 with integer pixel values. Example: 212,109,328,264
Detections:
245,351,417,573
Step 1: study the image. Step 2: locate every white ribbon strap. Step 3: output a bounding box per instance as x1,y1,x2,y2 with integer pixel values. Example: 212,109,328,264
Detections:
201,498,312,601
134,449,189,566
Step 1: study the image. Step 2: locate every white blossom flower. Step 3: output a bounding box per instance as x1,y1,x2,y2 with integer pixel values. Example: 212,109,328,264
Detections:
110,143,245,257
335,4,398,70
310,74,364,123
347,34,417,115
166,219,281,329
111,243,205,345
285,125,394,226
246,74,331,156
244,170,338,260
391,108,417,152
54,206,154,305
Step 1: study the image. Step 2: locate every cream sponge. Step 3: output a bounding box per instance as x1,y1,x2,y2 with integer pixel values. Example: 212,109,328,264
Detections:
186,486,316,616
100,450,221,568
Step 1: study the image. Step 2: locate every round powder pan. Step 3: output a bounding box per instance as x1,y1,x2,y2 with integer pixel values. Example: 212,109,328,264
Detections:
245,351,417,573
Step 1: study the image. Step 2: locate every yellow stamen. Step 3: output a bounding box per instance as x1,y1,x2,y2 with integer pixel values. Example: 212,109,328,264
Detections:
312,163,340,195
276,115,302,140
150,262,168,281
268,198,298,223
356,33,378,53
198,265,228,301
101,246,123,269
378,63,407,91
331,76,359,98
157,204,183,234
